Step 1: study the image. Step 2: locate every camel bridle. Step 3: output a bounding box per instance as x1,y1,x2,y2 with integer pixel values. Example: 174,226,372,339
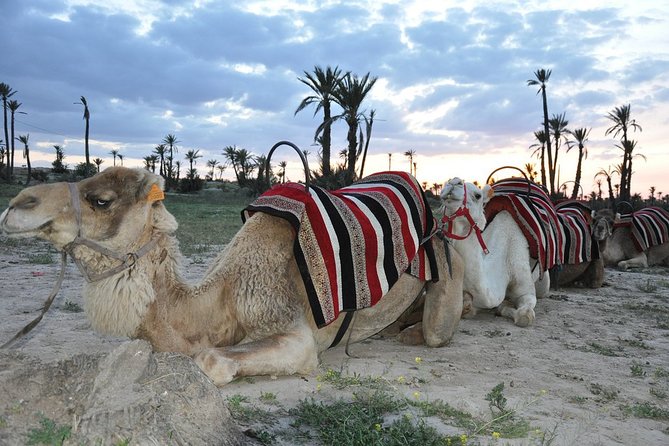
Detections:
440,182,489,254
1,182,162,348
63,182,160,282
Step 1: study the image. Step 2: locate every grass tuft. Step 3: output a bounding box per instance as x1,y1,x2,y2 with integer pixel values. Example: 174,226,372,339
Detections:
26,415,71,445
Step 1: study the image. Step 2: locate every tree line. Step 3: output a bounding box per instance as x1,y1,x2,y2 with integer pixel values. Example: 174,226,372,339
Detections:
1,68,659,205
526,68,648,210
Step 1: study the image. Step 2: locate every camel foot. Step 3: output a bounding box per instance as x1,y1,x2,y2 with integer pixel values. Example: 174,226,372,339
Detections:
397,322,425,345
461,294,476,318
194,349,239,387
513,308,535,327
496,302,535,327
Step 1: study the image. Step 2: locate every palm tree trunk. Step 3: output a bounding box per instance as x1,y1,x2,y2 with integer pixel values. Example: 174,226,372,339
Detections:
322,103,332,176
10,110,16,179
3,98,9,181
24,145,31,186
84,117,90,166
607,178,615,210
345,118,358,185
541,87,554,195
540,145,546,187
571,148,583,200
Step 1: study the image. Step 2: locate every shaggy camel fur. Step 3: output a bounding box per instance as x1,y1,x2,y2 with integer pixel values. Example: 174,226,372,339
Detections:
0,167,464,386
440,178,549,327
594,209,669,270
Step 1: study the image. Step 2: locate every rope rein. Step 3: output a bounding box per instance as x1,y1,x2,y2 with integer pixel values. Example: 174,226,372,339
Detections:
1,252,68,349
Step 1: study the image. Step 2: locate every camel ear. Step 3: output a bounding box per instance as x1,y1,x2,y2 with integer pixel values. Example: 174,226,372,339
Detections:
135,169,165,203
615,212,621,221
591,210,596,218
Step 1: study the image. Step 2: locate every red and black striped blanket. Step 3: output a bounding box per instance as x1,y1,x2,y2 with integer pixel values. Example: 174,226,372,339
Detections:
484,178,562,273
615,207,669,252
243,172,439,328
554,200,598,265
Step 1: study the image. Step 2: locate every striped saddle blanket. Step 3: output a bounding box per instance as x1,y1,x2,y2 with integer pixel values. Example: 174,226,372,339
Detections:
555,200,598,265
616,207,669,252
484,178,562,273
243,172,439,328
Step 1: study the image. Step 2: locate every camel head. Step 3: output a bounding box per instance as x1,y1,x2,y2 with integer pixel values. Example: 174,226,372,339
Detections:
439,177,493,229
1,167,177,253
591,209,614,242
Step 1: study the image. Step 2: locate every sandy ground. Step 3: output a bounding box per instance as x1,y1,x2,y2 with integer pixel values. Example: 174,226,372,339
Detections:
0,238,668,445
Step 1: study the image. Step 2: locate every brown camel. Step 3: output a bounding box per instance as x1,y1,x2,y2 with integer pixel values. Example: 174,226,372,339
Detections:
0,167,464,386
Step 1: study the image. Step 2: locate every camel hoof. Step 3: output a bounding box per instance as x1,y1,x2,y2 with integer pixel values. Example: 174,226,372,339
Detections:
194,350,239,387
397,323,425,345
514,309,535,327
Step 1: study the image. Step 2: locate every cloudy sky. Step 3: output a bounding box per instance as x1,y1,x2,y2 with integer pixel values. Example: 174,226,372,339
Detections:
2,0,668,196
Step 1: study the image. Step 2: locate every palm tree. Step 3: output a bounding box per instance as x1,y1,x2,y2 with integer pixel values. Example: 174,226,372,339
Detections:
295,65,343,177
615,139,645,197
605,104,642,201
143,156,153,171
547,112,569,196
7,99,25,179
331,71,378,184
216,164,225,180
222,145,241,184
649,186,656,205
524,163,537,182
52,145,67,173
358,109,376,178
527,69,552,192
162,134,179,187
175,161,181,181
153,144,166,177
110,149,119,166
404,149,416,176
278,160,287,184
206,159,219,180
595,166,617,209
236,148,255,187
0,83,16,181
75,96,91,166
528,130,548,186
93,157,104,172
118,154,124,166
184,149,202,175
566,127,591,200
17,134,31,185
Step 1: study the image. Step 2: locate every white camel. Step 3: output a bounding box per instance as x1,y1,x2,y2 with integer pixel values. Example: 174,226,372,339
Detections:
440,177,549,326
0,167,464,386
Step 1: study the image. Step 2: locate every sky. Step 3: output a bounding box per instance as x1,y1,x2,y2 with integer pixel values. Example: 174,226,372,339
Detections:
1,0,668,197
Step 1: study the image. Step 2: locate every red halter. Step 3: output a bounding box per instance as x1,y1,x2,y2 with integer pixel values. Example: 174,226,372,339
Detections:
441,182,489,254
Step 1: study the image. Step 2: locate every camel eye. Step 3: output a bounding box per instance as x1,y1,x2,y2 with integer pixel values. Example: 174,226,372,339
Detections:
91,198,111,209
474,192,482,200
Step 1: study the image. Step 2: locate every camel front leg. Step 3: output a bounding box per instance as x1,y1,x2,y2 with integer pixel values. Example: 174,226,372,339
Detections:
618,252,648,270
421,252,464,347
497,283,536,327
194,323,319,386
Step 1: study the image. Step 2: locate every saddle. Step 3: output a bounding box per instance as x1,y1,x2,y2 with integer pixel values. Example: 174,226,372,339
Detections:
616,206,669,252
243,172,439,327
484,178,562,273
554,200,598,265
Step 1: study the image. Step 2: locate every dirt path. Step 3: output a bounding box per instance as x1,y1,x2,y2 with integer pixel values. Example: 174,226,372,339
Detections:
1,239,668,445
